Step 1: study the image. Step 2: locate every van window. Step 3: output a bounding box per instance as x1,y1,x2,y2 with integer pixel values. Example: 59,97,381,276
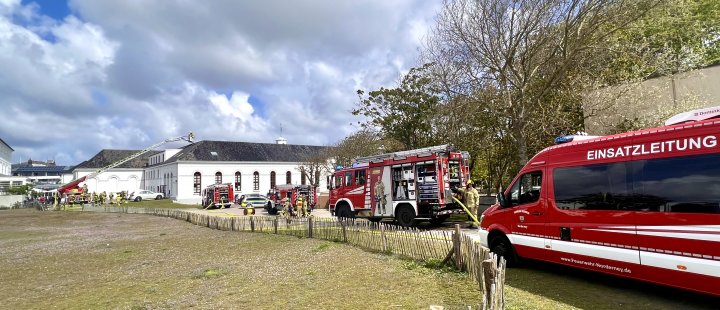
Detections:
334,174,343,189
355,170,366,186
552,153,720,214
509,171,542,206
345,172,353,187
633,153,720,214
554,162,630,211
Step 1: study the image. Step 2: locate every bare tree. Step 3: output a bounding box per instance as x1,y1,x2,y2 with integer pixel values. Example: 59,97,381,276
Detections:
297,149,334,188
329,129,403,167
425,0,661,165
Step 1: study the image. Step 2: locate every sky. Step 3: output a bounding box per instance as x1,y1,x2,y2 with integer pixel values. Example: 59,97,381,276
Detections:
0,0,440,165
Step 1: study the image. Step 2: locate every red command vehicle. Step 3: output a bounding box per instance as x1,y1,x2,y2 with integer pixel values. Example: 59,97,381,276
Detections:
201,183,234,209
328,145,471,226
479,106,720,296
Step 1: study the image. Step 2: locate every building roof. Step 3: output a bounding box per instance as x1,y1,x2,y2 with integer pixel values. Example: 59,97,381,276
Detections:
13,166,73,173
74,149,162,169
0,138,14,151
164,140,329,163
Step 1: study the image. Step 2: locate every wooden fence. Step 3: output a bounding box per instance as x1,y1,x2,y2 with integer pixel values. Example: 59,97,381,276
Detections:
85,206,506,309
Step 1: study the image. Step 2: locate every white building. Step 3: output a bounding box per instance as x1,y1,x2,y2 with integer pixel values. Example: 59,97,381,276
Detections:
73,140,330,204
72,149,159,194
0,138,31,194
0,138,13,176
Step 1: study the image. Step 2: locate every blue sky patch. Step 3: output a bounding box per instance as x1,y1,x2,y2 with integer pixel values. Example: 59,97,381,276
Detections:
22,0,70,20
91,89,109,106
248,95,265,117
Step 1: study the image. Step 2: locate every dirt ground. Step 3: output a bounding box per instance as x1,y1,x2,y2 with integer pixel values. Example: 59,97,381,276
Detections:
0,209,482,309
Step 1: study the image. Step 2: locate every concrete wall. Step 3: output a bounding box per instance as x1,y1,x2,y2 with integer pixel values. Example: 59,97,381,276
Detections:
0,195,23,208
585,64,720,134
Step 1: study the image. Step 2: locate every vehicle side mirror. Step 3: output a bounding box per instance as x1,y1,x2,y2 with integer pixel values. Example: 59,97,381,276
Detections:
496,192,508,208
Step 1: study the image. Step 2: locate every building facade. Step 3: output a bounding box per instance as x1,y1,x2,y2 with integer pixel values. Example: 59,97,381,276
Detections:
72,149,159,194
0,139,30,194
72,140,330,204
0,138,13,176
12,160,74,190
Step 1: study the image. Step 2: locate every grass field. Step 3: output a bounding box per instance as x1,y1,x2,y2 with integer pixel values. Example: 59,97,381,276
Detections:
1,209,717,309
0,209,480,309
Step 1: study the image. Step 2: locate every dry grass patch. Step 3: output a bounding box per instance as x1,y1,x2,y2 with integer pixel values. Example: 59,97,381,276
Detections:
0,209,480,309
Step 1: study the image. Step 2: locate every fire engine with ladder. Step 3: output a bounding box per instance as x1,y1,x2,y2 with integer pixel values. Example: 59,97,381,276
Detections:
53,132,195,206
328,145,471,226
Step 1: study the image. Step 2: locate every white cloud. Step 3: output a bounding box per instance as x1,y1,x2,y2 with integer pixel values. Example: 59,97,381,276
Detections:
0,0,440,165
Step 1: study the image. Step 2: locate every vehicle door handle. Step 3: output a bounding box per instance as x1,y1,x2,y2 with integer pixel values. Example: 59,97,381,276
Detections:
530,211,543,216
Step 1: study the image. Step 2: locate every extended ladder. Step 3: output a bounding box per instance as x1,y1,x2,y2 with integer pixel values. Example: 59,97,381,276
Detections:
353,144,454,164
58,132,195,193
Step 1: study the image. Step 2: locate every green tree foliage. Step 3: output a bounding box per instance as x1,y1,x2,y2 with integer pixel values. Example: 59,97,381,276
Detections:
599,0,720,83
7,184,33,196
354,64,441,149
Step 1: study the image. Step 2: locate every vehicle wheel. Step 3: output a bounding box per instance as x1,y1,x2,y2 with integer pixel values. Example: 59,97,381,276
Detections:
489,234,519,266
429,215,449,226
268,208,278,215
155,195,162,200
368,217,382,223
134,196,141,202
336,204,354,220
395,205,416,227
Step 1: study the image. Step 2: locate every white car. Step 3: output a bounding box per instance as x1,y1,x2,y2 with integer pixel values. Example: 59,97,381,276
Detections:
129,190,164,202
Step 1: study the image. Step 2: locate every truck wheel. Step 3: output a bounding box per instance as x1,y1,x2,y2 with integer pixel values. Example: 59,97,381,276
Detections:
395,205,416,227
489,234,519,266
134,197,141,202
336,204,354,220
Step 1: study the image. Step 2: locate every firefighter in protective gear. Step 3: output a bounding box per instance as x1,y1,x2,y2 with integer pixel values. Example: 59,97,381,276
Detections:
455,180,479,228
281,198,294,222
53,191,60,210
99,191,106,205
296,194,307,217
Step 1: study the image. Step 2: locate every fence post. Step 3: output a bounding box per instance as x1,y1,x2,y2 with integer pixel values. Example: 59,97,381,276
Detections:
341,220,348,243
380,223,387,253
273,217,278,234
308,216,313,239
250,217,255,232
453,224,462,270
482,255,498,309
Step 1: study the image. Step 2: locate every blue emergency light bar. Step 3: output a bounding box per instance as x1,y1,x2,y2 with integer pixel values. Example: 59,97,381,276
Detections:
554,135,575,144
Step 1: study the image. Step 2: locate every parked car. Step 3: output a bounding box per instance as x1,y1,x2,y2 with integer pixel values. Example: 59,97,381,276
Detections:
240,194,274,212
129,190,164,202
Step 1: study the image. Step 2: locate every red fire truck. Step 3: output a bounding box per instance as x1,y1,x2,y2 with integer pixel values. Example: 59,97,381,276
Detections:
267,184,317,215
479,106,720,296
329,145,471,226
201,183,234,209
